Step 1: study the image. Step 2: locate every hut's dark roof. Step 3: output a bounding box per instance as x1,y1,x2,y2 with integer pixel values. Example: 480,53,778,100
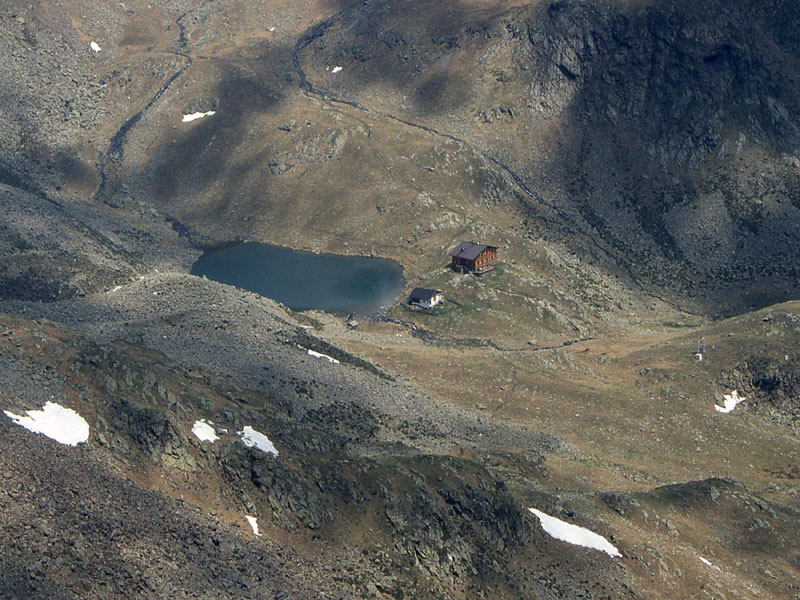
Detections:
409,287,440,301
449,241,496,261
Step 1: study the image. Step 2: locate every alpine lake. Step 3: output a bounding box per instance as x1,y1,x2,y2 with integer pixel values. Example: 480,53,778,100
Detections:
190,242,405,316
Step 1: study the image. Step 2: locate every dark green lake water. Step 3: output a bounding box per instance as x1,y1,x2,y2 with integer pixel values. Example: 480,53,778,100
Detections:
190,242,404,315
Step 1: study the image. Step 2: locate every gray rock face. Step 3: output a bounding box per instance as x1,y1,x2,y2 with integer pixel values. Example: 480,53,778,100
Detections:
525,1,799,165
222,442,335,532
384,457,533,582
109,397,185,464
517,0,800,303
721,353,800,424
651,477,740,507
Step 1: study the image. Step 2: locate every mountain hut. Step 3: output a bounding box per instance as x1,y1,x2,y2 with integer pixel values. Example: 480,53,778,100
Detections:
449,241,498,274
409,288,443,309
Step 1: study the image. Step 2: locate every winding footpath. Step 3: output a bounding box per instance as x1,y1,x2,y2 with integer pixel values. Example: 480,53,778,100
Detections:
291,3,695,315
374,312,596,353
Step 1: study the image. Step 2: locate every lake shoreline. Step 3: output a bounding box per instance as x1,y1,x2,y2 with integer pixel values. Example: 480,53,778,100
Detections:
190,241,405,317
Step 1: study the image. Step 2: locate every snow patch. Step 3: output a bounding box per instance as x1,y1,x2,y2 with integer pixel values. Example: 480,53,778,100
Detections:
699,556,721,571
182,111,216,123
90,41,101,53
245,515,262,536
4,401,89,446
528,508,621,557
307,349,339,363
715,390,746,413
191,420,219,443
238,426,278,456
331,66,343,73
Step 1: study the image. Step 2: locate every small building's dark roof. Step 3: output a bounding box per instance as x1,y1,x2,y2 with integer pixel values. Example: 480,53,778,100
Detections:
409,287,441,301
449,241,497,261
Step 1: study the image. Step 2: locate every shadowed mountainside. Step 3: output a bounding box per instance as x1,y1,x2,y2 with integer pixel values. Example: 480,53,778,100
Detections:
1,1,800,598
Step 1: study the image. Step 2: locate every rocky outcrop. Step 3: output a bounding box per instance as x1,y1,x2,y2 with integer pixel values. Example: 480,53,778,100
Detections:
523,1,800,166
650,477,742,507
379,455,533,583
107,397,187,466
719,354,800,425
76,342,197,467
221,441,336,532
220,438,542,595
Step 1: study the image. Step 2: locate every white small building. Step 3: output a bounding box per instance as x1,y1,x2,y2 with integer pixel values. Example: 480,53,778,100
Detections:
409,287,443,309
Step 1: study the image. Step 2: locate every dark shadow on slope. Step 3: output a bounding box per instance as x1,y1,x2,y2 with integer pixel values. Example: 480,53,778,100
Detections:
0,83,51,196
517,0,800,314
149,63,283,213
296,0,519,117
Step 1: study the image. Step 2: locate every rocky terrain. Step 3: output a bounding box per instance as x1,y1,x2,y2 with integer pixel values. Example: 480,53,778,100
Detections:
1,0,799,598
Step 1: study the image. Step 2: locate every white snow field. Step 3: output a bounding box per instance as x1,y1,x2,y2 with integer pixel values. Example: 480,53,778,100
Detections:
307,349,339,363
716,390,746,413
238,426,278,456
182,111,216,123
245,515,262,536
528,508,621,557
4,401,89,446
699,556,721,571
191,420,219,443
